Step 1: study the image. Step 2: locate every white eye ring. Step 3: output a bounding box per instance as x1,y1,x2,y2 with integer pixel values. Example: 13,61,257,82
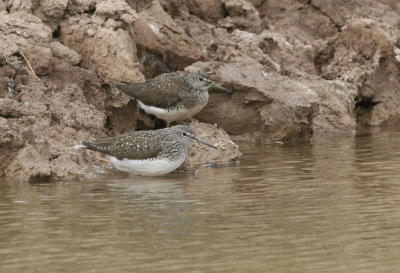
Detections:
182,132,188,136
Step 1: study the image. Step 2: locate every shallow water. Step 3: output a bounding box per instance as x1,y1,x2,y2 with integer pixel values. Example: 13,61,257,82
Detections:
2,127,400,272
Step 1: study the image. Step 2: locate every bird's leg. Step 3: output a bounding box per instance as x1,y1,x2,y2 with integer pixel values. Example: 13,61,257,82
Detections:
93,157,110,163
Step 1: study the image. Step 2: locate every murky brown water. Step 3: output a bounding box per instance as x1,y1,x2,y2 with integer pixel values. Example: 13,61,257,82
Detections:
2,127,400,272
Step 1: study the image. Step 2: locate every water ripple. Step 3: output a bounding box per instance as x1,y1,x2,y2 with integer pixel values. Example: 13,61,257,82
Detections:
2,127,400,272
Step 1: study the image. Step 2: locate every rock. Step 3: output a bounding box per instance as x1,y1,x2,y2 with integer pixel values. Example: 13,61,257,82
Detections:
157,0,188,16
50,152,92,179
0,82,109,181
190,61,319,141
50,64,107,112
94,27,143,83
299,76,357,133
315,19,400,126
0,98,26,118
0,11,52,56
5,145,52,182
259,29,317,76
257,80,319,141
23,44,53,76
6,0,33,12
39,0,69,18
133,1,203,69
186,0,225,23
0,118,24,177
257,0,400,45
377,0,400,13
48,83,105,132
315,19,394,82
16,81,51,109
36,0,69,30
220,0,263,34
50,42,82,65
189,62,271,135
125,0,154,13
257,0,338,43
60,1,144,83
310,0,400,44
177,14,314,76
183,120,241,168
95,0,139,24
66,0,100,14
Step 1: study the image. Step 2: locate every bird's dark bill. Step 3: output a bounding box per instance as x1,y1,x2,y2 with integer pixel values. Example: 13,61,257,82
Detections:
194,138,217,149
211,83,232,94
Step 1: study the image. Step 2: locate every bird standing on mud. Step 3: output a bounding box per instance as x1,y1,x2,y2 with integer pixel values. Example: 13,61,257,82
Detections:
116,71,232,127
78,125,217,176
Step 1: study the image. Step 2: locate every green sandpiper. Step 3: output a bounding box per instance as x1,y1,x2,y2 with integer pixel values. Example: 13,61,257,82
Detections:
78,125,217,176
116,71,232,127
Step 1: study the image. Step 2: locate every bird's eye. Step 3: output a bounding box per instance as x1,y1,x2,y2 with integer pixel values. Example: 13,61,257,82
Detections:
199,78,204,81
182,132,188,136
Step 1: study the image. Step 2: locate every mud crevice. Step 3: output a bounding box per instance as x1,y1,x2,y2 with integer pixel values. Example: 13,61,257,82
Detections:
355,98,379,110
355,97,380,124
105,100,138,136
52,26,61,39
222,4,230,18
84,7,96,14
138,52,172,80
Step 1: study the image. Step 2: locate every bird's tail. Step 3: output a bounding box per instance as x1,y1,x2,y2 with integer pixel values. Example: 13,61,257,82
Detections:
74,143,87,150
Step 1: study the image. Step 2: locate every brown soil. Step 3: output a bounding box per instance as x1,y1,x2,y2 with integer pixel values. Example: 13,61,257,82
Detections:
1,0,400,181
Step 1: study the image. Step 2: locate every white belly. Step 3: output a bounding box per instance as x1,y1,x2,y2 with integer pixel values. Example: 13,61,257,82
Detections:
138,101,207,123
107,156,185,176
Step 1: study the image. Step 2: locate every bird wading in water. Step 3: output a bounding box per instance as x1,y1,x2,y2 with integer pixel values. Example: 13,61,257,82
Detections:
78,125,217,176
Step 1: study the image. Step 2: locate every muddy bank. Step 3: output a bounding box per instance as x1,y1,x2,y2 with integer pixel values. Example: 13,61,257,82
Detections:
1,0,400,181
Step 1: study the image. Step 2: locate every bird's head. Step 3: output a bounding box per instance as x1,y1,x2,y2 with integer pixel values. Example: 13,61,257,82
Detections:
185,71,232,94
168,125,217,149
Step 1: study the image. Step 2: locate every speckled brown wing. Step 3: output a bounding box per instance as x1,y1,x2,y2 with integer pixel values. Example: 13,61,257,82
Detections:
116,74,187,109
82,131,164,160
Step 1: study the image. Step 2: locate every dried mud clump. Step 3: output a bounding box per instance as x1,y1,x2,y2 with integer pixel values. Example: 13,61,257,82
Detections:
1,0,400,180
184,120,241,169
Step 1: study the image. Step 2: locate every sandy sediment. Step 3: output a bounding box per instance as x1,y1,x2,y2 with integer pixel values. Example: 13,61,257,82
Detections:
1,0,400,181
